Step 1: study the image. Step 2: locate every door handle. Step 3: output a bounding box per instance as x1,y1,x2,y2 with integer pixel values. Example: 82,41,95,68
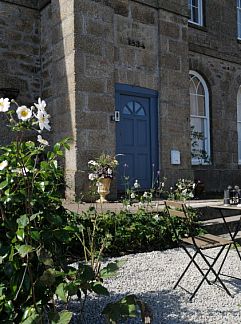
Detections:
115,111,120,122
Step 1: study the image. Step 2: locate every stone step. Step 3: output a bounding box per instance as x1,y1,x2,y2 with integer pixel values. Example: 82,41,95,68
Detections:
197,206,241,221
218,231,241,244
201,214,241,235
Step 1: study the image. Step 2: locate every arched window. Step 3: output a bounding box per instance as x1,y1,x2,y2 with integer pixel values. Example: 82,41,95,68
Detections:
189,71,210,164
237,86,241,163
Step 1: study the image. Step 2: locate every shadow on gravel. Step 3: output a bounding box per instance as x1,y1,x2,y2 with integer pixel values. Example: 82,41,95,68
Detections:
66,289,206,324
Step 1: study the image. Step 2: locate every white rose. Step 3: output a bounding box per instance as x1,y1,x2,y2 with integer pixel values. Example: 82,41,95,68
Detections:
0,98,10,112
134,180,140,189
0,160,8,170
88,173,97,181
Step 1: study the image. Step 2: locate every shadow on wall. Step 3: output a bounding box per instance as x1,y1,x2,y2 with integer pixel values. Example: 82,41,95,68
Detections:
42,0,75,199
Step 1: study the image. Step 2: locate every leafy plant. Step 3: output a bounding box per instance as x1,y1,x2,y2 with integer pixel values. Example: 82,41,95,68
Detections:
121,174,166,212
0,98,123,323
0,97,76,322
168,178,196,201
102,294,152,324
88,153,118,181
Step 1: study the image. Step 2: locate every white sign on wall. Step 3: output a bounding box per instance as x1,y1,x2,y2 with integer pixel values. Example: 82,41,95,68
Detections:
171,150,181,165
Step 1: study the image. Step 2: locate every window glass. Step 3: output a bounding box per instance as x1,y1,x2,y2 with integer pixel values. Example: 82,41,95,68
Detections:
123,101,145,116
123,102,134,115
238,0,241,39
189,71,210,164
188,0,203,25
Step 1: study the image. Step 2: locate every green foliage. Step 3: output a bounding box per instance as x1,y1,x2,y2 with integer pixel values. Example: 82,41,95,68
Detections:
68,207,195,257
102,294,152,324
121,172,166,209
0,98,122,323
88,153,118,181
0,135,75,322
168,178,196,201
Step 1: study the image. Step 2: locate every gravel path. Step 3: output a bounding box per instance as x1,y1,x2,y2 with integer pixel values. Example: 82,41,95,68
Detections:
69,247,241,323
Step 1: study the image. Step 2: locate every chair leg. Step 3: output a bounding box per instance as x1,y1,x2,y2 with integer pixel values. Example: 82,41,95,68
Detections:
233,242,241,262
215,242,241,282
190,247,233,301
174,248,211,290
214,244,231,282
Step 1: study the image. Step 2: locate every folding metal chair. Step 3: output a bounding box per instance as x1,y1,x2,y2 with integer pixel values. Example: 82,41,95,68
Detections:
164,200,234,301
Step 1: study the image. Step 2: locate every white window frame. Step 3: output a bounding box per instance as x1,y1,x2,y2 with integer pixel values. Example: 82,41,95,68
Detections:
237,86,241,164
189,70,210,165
188,0,203,26
237,0,241,39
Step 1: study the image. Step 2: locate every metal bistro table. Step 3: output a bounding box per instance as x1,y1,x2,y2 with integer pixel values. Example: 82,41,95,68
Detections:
209,204,241,281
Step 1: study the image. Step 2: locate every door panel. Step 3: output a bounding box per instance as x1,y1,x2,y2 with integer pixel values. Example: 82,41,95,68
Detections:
115,84,158,191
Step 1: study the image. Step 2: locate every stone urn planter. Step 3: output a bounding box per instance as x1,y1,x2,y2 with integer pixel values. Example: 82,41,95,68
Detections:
96,177,111,203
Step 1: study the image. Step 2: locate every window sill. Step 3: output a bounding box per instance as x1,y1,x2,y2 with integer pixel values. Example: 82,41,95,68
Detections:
191,160,211,166
188,21,207,32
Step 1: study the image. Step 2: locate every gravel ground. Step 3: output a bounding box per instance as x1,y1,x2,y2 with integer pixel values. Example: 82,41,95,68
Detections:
69,247,241,323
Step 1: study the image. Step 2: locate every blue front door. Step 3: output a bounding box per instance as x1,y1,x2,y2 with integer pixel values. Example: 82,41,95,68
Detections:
115,84,158,191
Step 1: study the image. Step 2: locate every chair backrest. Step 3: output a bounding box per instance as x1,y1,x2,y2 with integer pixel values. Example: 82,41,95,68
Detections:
164,200,187,218
164,200,191,241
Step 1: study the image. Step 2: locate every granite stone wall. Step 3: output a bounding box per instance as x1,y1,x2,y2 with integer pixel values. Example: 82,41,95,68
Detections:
158,4,192,187
188,0,241,192
0,0,41,145
0,1,40,103
1,0,241,197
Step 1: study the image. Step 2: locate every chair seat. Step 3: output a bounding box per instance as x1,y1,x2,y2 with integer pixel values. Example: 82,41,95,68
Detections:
181,234,233,250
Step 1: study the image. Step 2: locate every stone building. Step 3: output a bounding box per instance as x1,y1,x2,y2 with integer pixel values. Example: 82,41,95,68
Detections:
0,0,241,199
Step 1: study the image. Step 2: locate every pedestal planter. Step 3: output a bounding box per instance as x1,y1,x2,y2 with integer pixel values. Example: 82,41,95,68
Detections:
96,177,111,203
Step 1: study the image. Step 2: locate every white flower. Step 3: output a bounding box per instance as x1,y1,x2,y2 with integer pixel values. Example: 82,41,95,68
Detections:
88,173,97,181
130,192,135,199
22,167,29,176
37,135,49,146
126,204,131,211
34,98,46,112
192,183,196,189
0,160,8,170
36,110,51,131
16,106,32,121
182,189,187,195
161,182,165,187
88,160,98,166
134,179,140,189
153,214,160,221
12,167,29,176
0,98,10,112
143,191,148,198
107,168,112,175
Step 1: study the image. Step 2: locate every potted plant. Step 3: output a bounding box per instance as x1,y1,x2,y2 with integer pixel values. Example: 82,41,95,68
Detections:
88,153,118,203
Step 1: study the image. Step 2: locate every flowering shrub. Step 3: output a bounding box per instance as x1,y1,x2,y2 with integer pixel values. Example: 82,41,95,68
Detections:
0,98,133,323
88,153,118,181
169,178,196,201
0,97,75,322
122,174,166,211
